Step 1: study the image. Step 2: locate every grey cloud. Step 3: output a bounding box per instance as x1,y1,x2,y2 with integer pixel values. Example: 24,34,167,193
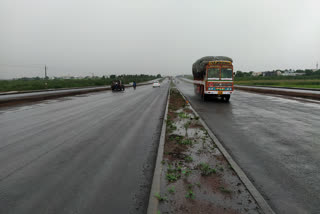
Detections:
0,0,319,79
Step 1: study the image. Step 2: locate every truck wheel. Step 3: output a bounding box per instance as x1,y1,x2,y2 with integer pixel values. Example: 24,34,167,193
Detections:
201,88,207,101
200,86,205,101
224,95,230,102
203,94,208,101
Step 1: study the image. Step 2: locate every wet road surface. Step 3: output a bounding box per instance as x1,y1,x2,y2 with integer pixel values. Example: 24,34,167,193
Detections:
176,80,320,214
0,80,169,214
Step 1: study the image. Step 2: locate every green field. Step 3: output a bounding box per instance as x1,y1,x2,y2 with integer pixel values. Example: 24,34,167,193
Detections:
235,79,320,89
0,74,160,92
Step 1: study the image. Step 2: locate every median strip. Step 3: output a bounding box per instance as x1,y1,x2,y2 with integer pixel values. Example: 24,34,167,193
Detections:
148,85,275,214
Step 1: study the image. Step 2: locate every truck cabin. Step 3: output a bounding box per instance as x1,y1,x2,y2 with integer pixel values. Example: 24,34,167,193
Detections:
206,61,233,81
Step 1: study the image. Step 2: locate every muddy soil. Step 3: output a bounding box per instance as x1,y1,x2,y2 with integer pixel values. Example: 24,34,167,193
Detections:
157,88,262,214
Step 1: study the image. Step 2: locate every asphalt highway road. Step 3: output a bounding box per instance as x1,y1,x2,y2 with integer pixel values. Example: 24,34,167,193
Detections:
0,80,169,214
176,80,320,214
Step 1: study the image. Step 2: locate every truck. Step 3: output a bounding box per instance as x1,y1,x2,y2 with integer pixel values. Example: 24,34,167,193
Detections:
192,56,234,102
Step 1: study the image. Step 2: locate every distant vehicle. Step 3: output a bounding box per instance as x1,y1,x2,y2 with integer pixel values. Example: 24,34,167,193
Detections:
192,56,234,102
153,81,160,88
111,80,125,91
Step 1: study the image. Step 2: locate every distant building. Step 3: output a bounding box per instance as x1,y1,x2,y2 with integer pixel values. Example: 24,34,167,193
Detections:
262,71,281,76
60,76,80,79
252,72,262,77
282,72,304,76
73,76,85,79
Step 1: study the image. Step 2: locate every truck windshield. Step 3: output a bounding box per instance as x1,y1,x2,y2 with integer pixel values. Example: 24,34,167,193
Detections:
221,68,233,79
207,68,220,78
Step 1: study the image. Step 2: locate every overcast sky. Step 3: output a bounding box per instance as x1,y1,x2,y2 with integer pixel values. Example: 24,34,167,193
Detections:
1,0,319,79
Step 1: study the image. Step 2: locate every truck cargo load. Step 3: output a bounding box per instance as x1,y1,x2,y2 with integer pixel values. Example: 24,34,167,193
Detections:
192,56,233,79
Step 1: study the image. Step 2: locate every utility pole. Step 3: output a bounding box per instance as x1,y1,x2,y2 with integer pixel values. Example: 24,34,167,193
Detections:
45,65,48,79
44,65,48,88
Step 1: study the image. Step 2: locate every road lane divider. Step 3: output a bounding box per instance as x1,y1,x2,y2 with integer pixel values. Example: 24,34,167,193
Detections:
234,86,320,100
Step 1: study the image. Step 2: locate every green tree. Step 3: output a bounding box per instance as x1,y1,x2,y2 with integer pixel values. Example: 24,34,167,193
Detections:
305,69,313,76
235,71,244,77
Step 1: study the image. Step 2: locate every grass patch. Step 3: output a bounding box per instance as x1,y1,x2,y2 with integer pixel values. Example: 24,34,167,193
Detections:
154,193,168,201
179,139,192,145
178,112,189,119
169,88,186,111
184,121,191,130
168,186,176,194
166,164,182,182
182,168,192,176
168,135,183,142
166,120,177,133
198,163,216,176
166,173,180,182
219,186,232,194
184,155,193,162
185,189,195,199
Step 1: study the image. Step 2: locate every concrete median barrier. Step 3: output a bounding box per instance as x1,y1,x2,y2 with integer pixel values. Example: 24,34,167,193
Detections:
0,81,158,107
234,86,320,100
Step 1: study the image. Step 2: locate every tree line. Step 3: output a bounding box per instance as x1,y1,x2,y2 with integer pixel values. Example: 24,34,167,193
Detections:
235,70,320,81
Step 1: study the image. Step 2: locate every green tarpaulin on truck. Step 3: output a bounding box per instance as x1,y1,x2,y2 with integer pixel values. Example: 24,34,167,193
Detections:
192,56,233,79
